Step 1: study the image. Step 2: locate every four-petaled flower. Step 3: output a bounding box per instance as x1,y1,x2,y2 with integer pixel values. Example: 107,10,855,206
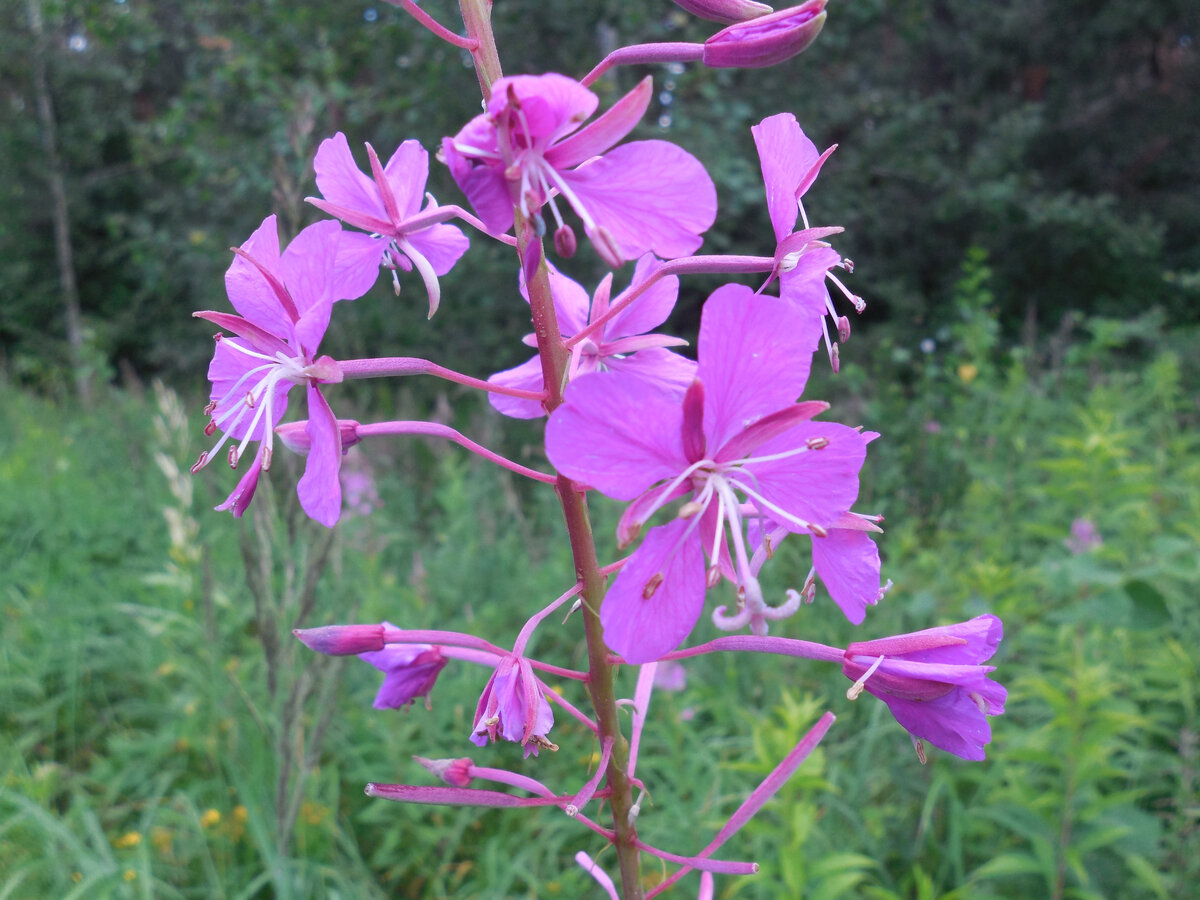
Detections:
309,132,470,317
842,614,1007,761
489,254,695,418
547,284,868,663
471,654,557,757
442,73,716,267
192,215,375,527
752,112,862,368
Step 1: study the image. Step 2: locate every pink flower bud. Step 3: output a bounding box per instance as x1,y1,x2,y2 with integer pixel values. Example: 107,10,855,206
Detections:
293,623,386,655
672,0,774,25
702,0,827,69
414,756,475,788
275,419,362,455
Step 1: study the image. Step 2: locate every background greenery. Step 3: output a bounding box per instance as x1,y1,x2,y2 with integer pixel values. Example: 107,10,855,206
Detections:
1,0,1197,897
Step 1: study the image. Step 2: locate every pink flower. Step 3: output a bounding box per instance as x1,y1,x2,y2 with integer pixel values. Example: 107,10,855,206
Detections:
752,112,862,367
308,132,470,317
488,254,696,418
192,215,376,527
442,73,716,266
1064,517,1102,554
547,284,867,663
842,615,1007,761
358,636,448,710
470,655,556,757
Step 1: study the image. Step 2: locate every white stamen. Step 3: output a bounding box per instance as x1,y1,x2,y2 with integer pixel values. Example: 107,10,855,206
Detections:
846,655,885,700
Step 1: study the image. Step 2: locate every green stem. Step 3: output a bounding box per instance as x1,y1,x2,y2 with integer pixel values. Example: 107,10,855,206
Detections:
457,0,503,98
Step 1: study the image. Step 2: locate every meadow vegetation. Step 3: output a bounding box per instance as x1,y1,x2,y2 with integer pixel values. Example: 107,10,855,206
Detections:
2,286,1196,898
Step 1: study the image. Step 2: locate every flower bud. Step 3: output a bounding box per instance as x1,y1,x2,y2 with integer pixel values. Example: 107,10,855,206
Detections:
702,0,827,69
293,623,386,656
414,756,474,788
672,0,774,24
275,419,362,455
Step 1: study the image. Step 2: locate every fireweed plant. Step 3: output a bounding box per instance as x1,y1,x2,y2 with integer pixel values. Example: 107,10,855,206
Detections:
192,1,1007,896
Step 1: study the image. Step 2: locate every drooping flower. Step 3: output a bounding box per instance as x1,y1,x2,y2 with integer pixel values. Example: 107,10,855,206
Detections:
471,654,556,757
547,284,868,663
308,132,470,317
489,254,695,418
442,73,716,267
358,634,448,710
842,614,1007,761
752,112,862,367
192,215,375,527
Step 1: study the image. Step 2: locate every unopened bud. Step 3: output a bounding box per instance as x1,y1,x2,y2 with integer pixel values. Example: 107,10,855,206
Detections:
293,623,386,656
275,419,363,455
554,223,577,258
702,0,827,69
672,0,774,24
414,756,474,788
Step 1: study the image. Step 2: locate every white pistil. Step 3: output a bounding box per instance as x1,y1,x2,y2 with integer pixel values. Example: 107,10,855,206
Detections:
846,655,885,700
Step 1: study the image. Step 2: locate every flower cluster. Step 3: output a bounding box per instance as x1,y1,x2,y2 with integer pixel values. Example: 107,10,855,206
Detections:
195,5,1007,896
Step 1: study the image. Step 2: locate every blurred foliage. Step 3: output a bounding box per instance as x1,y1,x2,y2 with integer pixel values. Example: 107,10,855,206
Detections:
1,0,1198,392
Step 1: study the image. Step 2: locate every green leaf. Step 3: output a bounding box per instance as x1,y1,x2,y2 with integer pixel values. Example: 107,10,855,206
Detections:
1123,579,1171,629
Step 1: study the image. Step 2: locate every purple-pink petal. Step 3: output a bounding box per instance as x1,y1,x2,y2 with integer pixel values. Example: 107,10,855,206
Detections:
225,215,291,338
487,356,547,419
333,231,388,300
215,450,265,518
601,519,707,664
382,139,431,218
561,140,717,262
546,374,687,500
280,220,341,353
487,73,598,142
742,421,866,531
810,527,880,624
752,112,820,240
405,222,471,277
358,641,448,709
604,254,679,339
295,383,342,528
545,76,652,170
605,347,697,396
849,614,1003,665
314,133,390,224
879,689,995,761
696,285,817,452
